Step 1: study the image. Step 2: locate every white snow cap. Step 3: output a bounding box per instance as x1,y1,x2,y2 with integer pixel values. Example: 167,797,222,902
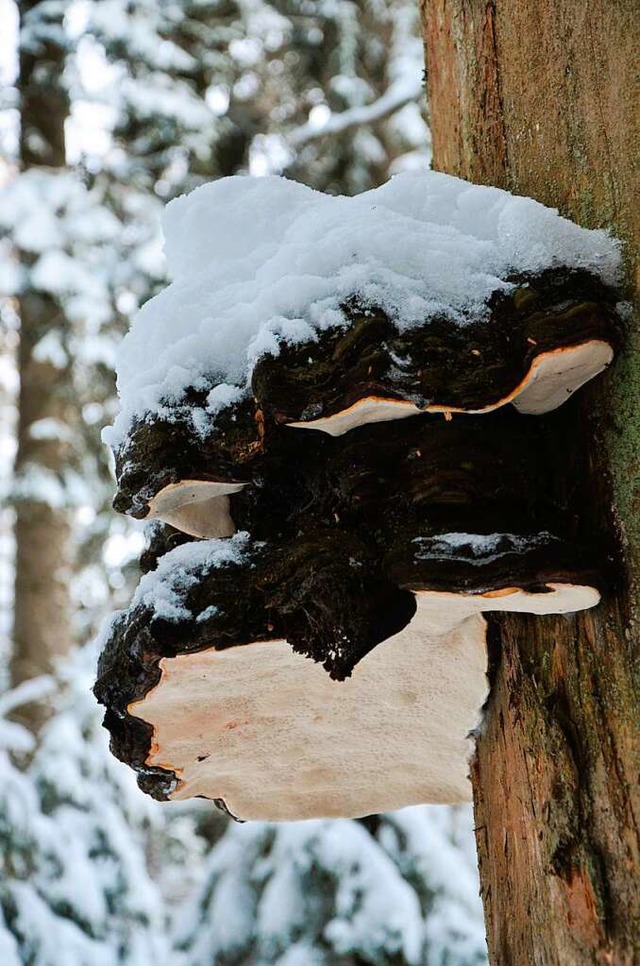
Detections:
105,171,621,448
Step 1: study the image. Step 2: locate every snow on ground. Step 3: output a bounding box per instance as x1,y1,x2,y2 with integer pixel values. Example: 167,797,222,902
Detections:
105,170,622,448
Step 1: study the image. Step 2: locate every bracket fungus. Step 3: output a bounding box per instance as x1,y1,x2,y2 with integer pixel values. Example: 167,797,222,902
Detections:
95,521,601,821
96,172,623,820
253,269,618,436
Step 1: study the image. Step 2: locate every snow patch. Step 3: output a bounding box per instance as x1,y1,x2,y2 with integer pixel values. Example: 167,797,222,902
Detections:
413,531,558,564
28,418,74,442
131,531,251,620
173,808,487,965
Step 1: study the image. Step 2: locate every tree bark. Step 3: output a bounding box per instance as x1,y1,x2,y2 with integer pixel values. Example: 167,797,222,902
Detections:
11,0,76,727
421,2,640,962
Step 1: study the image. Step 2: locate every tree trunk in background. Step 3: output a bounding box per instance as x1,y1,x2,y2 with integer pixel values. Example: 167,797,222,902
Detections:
421,2,640,962
11,0,76,726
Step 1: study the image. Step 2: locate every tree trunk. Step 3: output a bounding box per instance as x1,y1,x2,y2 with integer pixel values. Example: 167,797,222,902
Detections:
11,0,76,727
420,2,640,962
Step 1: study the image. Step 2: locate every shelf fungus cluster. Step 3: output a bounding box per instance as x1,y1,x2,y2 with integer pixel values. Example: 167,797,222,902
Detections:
95,172,623,821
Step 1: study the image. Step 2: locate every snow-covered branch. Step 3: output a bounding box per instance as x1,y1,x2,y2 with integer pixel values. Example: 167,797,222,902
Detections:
289,76,425,147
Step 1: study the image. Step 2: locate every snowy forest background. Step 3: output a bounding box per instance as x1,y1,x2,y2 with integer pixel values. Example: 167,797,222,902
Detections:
0,1,487,963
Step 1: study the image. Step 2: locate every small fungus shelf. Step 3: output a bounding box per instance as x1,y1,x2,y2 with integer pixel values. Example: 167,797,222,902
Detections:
253,269,618,436
96,172,624,820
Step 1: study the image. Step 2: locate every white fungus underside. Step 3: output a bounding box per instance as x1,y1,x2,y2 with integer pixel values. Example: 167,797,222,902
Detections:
130,583,599,821
105,171,621,448
511,340,613,414
286,340,614,435
147,480,246,538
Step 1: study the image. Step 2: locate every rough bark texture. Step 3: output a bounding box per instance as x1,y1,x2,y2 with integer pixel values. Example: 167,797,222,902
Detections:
11,0,76,727
421,1,640,962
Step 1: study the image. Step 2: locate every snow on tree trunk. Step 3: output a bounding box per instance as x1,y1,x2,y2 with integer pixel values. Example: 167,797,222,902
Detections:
10,0,76,727
421,1,640,962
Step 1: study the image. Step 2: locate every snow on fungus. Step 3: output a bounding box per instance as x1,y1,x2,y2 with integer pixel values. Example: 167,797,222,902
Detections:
105,170,622,449
96,172,617,821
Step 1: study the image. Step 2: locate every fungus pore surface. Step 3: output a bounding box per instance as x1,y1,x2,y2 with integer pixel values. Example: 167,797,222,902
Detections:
126,581,599,821
130,607,489,821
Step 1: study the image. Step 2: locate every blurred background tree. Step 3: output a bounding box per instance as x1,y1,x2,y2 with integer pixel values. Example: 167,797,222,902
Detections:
0,1,485,961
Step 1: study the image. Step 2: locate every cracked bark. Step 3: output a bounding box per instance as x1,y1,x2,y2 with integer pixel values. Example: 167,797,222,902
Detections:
421,1,640,962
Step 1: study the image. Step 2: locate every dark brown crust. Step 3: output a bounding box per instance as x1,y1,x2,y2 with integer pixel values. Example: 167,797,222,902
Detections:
263,531,417,679
97,269,619,807
317,409,561,548
386,532,602,596
95,614,175,800
251,268,621,425
112,395,262,519
95,407,607,801
111,268,621,526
